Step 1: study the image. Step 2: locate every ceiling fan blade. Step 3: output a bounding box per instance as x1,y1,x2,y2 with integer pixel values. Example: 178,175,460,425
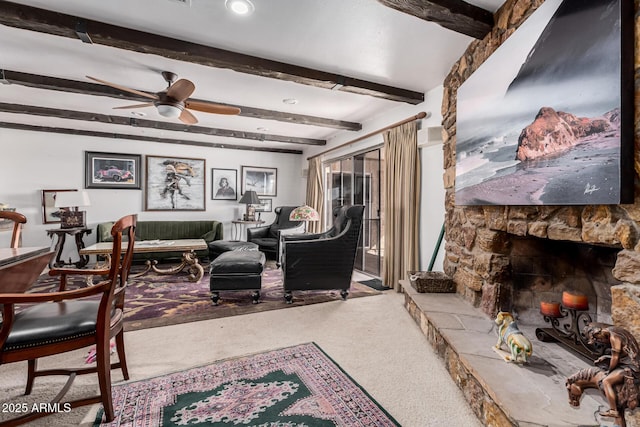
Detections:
185,100,241,115
113,103,155,110
166,79,195,101
179,108,198,125
86,76,158,100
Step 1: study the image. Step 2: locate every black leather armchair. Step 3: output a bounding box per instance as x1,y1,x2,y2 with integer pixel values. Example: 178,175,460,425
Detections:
247,206,304,259
280,205,365,303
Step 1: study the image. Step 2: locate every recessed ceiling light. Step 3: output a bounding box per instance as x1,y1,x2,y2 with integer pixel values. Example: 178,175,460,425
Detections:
282,98,298,105
225,0,254,15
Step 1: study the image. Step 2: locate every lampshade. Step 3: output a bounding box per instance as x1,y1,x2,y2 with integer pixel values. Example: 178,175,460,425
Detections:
289,205,319,222
54,191,91,208
238,191,261,205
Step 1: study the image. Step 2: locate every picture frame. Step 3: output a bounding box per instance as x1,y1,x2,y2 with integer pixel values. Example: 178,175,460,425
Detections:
455,0,633,206
145,156,206,211
41,189,77,224
254,198,272,213
85,151,141,189
241,166,277,196
211,168,237,200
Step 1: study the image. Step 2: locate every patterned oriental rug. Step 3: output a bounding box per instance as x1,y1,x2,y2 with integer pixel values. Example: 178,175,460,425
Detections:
93,343,400,427
29,264,380,331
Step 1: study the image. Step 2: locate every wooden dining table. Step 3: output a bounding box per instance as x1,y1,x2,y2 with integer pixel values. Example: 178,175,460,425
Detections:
0,247,54,293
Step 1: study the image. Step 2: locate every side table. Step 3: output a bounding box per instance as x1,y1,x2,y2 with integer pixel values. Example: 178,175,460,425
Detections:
231,219,265,241
46,227,92,268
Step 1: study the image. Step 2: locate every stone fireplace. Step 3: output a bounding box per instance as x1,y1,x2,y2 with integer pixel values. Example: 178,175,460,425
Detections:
401,1,640,425
440,0,640,340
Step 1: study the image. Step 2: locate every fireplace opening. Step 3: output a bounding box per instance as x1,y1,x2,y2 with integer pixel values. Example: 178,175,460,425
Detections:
506,236,622,327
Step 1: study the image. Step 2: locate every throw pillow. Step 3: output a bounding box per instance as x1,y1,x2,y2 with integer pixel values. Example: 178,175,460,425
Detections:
100,222,115,242
201,230,218,242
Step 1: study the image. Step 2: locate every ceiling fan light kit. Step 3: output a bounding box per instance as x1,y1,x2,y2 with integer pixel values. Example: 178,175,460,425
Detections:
225,0,254,15
157,104,182,118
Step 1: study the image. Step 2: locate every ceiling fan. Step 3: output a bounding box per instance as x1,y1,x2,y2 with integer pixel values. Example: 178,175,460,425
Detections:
87,71,241,125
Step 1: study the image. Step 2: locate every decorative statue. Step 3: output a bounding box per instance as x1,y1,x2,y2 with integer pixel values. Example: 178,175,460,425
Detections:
493,311,532,363
565,323,640,427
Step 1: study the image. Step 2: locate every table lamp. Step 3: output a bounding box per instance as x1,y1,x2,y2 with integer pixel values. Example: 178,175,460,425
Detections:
289,205,319,232
55,190,91,228
238,190,260,221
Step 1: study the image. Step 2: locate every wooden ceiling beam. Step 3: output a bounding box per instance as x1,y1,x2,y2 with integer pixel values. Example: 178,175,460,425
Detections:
0,2,424,104
0,70,362,131
0,103,326,146
0,122,303,154
376,0,494,40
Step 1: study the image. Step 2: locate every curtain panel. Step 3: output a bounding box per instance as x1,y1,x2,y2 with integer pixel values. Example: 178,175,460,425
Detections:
305,156,324,233
382,121,420,291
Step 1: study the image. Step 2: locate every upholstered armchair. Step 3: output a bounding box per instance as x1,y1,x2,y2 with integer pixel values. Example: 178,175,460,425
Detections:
247,206,304,259
280,205,365,303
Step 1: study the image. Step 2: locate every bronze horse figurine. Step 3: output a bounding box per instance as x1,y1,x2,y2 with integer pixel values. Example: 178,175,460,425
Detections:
566,365,638,427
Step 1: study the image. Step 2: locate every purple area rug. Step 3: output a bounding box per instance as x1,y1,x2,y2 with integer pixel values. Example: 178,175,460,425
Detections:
29,263,380,331
94,342,400,426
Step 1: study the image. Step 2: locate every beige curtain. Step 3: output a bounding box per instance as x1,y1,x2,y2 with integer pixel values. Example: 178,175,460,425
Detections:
383,121,420,291
305,156,324,233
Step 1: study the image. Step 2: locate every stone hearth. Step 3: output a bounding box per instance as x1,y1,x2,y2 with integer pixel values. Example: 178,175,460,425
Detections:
401,281,617,427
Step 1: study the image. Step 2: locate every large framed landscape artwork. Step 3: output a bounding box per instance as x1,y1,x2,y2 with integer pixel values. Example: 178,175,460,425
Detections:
145,156,206,211
455,0,633,206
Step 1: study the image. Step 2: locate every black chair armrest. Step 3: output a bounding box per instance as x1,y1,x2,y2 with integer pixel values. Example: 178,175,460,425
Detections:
247,225,270,240
282,232,323,242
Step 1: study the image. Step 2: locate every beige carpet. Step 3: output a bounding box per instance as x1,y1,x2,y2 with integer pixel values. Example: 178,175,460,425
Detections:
0,291,481,427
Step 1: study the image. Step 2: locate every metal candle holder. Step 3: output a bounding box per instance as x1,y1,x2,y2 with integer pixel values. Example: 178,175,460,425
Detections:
535,292,607,361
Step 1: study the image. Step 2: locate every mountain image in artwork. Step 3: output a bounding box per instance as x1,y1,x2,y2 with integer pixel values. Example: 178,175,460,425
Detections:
455,0,626,206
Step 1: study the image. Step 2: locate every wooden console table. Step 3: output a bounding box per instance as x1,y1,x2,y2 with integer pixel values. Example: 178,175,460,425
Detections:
46,227,92,269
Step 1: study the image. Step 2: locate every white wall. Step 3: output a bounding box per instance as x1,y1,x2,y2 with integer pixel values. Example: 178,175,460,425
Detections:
0,128,304,253
2,86,447,275
419,140,446,271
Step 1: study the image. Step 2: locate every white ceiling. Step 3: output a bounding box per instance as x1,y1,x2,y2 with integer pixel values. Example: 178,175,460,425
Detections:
0,0,505,153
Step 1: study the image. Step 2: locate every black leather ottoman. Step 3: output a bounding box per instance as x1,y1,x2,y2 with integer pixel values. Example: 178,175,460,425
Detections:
208,240,259,260
209,250,266,305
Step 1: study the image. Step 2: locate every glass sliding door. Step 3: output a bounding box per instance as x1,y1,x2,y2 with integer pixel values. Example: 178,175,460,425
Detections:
324,149,383,277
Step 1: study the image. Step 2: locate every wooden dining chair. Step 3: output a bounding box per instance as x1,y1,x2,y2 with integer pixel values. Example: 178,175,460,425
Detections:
0,210,27,248
0,214,137,426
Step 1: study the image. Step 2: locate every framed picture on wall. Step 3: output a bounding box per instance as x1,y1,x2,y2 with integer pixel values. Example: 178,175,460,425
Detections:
254,198,272,212
41,189,77,224
211,168,237,200
145,156,206,211
241,166,277,196
85,151,141,189
455,0,634,206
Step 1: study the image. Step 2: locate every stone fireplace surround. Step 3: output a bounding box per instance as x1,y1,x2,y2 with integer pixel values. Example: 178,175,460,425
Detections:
410,0,640,425
441,0,640,342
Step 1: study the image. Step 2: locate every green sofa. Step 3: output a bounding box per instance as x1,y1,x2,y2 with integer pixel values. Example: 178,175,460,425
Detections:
96,220,223,262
